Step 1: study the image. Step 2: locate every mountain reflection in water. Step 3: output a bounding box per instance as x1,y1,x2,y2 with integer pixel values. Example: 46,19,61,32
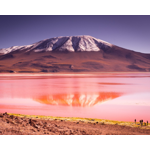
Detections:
33,92,122,107
1,73,150,122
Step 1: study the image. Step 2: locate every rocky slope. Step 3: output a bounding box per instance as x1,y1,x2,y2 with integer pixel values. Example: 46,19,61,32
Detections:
0,35,150,73
1,113,150,135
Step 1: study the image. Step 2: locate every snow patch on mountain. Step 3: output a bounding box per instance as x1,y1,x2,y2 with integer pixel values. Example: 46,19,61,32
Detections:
0,35,112,55
0,45,32,54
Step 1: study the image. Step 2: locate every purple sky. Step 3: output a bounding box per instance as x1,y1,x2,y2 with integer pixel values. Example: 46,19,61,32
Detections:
0,15,150,53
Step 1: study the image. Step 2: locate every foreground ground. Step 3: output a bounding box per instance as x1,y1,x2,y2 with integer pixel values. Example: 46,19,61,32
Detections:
0,112,150,135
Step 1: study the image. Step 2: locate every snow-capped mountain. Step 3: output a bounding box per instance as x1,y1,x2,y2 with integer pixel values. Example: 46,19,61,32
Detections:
0,35,150,73
0,35,112,54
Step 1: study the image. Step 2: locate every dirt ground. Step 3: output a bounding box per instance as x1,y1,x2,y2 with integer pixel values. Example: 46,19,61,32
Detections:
0,112,150,135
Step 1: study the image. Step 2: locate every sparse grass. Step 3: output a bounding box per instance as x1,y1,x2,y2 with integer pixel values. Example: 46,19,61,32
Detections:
7,113,150,129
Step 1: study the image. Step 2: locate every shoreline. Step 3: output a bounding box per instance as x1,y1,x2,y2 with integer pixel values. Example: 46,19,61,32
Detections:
0,72,150,78
1,112,150,135
7,113,150,129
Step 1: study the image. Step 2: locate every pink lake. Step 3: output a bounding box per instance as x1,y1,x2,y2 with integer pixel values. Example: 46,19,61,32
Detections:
0,73,150,122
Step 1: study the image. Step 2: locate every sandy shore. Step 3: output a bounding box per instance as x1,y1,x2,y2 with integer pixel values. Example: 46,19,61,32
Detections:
0,112,150,135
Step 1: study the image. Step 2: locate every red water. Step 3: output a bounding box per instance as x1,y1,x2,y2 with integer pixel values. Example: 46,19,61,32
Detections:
0,73,150,122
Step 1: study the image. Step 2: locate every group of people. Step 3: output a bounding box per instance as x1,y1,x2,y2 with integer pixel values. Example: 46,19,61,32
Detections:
134,119,148,126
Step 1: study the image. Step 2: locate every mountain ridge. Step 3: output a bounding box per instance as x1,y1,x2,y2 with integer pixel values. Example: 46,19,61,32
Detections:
0,35,150,73
0,35,112,54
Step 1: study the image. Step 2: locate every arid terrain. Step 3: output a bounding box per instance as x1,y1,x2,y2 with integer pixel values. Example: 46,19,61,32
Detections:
0,50,150,73
0,112,150,135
